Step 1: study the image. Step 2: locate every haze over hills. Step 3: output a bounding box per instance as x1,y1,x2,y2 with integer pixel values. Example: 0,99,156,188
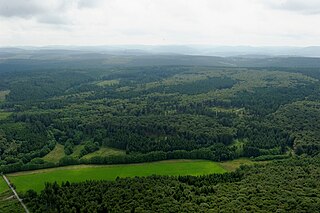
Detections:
1,46,320,72
1,49,320,212
1,45,320,58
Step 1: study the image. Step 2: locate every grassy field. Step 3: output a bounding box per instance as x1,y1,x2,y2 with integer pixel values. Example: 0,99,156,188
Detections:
42,143,65,163
8,160,226,193
81,147,126,160
42,144,126,162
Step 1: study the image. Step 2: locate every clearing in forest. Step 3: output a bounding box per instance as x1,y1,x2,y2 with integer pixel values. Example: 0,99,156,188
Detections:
8,160,226,193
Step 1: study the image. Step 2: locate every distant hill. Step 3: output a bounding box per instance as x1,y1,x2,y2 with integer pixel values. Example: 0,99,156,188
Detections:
2,45,320,57
1,47,320,73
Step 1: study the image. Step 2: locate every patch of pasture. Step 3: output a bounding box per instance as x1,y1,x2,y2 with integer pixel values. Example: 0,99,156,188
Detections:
82,147,125,160
42,143,65,163
8,160,226,193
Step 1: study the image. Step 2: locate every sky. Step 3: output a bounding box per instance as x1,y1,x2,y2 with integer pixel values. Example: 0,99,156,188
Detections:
0,0,320,47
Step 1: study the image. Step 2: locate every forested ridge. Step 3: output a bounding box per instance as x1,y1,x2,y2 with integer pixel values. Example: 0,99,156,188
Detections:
0,60,320,212
0,65,320,172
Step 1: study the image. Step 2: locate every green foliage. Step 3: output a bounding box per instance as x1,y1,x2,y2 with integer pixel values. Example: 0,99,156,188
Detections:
0,65,320,173
79,141,99,157
24,157,320,212
81,147,125,160
0,111,12,120
273,101,320,155
149,77,236,94
0,58,320,211
253,154,289,161
0,122,53,168
42,144,65,163
64,140,74,155
6,71,92,102
0,189,24,213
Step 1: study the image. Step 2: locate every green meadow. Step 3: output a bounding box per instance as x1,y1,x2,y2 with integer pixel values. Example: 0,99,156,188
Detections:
81,147,126,160
42,143,65,163
8,160,226,193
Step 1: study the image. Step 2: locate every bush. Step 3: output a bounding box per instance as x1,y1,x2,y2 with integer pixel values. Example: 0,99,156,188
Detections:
253,155,290,161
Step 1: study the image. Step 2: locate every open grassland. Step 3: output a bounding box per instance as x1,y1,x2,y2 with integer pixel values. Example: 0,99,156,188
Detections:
42,143,65,163
81,147,126,160
8,160,226,193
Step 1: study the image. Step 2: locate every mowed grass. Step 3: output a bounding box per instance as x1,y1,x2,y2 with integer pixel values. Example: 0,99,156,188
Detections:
42,144,65,163
81,147,125,160
8,160,226,193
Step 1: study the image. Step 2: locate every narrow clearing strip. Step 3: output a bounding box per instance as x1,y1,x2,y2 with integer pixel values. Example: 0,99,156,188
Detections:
2,175,30,213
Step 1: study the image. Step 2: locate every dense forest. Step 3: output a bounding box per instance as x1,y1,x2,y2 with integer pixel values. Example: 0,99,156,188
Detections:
0,54,320,212
24,156,320,212
0,63,320,172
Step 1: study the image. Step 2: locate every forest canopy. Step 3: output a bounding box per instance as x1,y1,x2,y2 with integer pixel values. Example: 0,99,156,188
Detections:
0,65,320,173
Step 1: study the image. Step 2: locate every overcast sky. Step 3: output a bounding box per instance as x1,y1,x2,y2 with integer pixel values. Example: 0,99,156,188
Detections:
0,0,320,47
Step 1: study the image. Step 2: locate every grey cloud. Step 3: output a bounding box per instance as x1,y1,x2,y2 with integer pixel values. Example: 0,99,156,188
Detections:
0,0,73,24
37,14,69,25
0,0,44,18
264,0,320,15
77,0,102,9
